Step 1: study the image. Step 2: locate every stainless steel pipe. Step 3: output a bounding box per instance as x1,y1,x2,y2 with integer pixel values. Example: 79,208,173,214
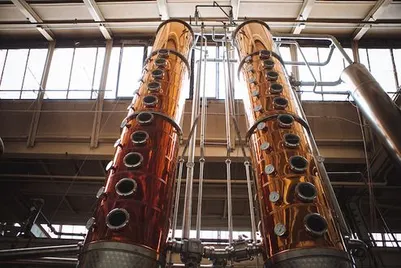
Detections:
244,161,257,242
182,28,205,239
0,245,80,260
341,63,401,167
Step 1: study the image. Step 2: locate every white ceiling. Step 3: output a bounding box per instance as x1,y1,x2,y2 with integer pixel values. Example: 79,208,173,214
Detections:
0,0,400,41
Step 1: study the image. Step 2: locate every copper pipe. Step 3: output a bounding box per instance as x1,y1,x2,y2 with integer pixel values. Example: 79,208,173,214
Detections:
233,20,352,267
78,19,193,268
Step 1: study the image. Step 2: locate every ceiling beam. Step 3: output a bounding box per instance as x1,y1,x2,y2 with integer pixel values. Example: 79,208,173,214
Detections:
157,0,169,20
231,0,240,21
11,0,54,41
83,0,112,40
292,0,315,34
353,0,392,40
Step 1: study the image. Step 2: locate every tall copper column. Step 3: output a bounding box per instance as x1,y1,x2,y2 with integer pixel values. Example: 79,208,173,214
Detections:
233,20,352,267
78,19,193,268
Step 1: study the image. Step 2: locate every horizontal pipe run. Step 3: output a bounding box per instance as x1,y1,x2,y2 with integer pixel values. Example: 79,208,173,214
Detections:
274,33,353,64
0,257,77,266
0,244,80,260
0,174,385,187
1,18,401,28
282,44,335,67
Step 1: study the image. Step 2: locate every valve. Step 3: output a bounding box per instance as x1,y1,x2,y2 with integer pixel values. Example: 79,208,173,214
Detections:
180,239,203,268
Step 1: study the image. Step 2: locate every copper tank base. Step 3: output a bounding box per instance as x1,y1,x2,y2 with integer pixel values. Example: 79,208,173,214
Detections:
78,241,160,268
265,248,353,268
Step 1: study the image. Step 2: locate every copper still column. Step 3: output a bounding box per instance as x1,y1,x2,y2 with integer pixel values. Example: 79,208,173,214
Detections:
78,19,193,268
233,20,353,267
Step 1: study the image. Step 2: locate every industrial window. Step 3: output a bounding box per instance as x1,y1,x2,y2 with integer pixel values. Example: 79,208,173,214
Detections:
360,48,400,98
0,48,47,99
22,49,48,99
69,47,105,99
41,224,86,240
105,46,144,98
394,49,401,95
46,48,74,98
194,45,218,98
46,47,105,99
297,47,353,101
171,229,254,241
371,232,401,247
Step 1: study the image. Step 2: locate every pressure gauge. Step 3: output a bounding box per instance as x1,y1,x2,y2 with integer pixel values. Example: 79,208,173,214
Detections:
269,191,280,203
264,164,275,175
261,142,270,151
274,223,286,237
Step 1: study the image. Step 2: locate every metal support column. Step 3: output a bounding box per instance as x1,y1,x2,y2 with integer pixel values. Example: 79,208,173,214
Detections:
27,41,55,147
90,40,113,148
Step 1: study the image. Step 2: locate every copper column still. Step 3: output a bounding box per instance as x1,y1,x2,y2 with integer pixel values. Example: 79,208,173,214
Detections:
233,20,353,267
78,19,193,268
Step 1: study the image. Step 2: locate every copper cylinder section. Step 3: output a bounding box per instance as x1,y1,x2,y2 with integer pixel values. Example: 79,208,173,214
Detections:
233,20,352,267
78,19,193,268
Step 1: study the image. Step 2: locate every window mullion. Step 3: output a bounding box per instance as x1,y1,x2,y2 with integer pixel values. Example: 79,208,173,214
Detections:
366,49,372,72
66,47,76,99
90,47,100,99
142,46,148,68
115,44,124,98
0,49,9,89
390,49,399,97
316,48,323,101
20,49,31,99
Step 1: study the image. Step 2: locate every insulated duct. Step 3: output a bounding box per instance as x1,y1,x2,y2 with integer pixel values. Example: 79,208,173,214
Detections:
342,63,401,167
78,19,193,268
233,20,353,267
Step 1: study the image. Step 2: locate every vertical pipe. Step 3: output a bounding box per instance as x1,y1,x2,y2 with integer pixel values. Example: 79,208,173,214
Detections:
79,20,193,268
233,20,352,268
182,26,204,240
222,28,234,244
195,158,205,240
226,159,233,244
196,40,208,239
172,158,185,238
244,161,256,242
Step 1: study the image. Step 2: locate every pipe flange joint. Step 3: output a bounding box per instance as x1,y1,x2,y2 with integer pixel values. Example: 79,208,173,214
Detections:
96,186,106,199
85,217,95,230
186,162,195,168
316,155,325,163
